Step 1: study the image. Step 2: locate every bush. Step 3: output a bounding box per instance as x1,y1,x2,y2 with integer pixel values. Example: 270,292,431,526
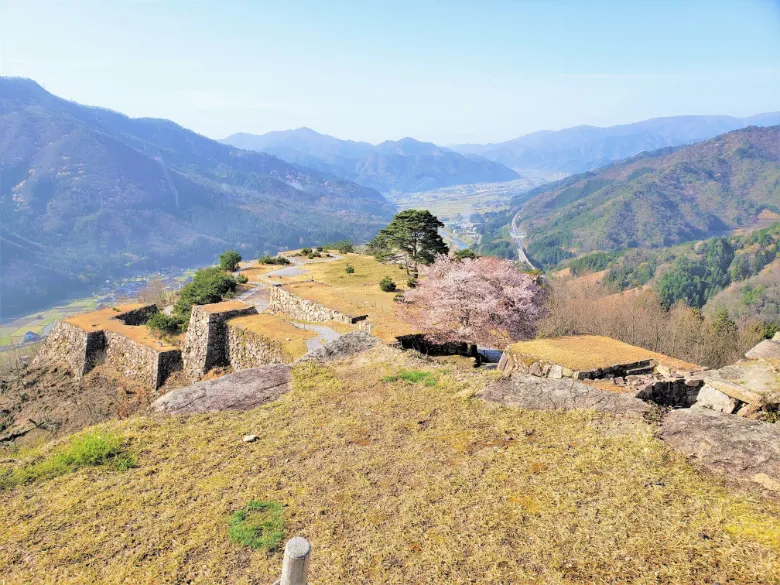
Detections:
407,277,418,289
393,292,406,303
173,267,238,323
316,246,324,252
258,255,291,265
236,273,249,284
219,250,242,272
227,501,285,551
379,276,397,292
147,311,180,335
0,431,135,489
454,248,478,260
345,264,355,274
301,247,312,256
325,240,354,254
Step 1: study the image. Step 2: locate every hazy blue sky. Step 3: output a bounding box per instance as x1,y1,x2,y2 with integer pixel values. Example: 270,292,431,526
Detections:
2,0,779,144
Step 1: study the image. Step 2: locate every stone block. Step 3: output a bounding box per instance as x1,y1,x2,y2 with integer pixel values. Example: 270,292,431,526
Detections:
694,384,739,414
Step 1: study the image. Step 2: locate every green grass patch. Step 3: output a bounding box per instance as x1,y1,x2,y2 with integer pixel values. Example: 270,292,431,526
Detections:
0,430,135,490
382,369,437,386
227,501,285,551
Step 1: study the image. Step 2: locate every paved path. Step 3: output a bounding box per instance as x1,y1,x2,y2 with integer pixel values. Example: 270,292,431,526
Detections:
289,321,342,351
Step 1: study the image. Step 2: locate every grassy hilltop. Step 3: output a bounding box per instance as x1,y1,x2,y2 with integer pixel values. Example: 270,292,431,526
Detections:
1,350,778,584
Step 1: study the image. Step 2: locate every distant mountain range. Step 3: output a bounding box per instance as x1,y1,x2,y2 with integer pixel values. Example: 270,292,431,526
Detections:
0,78,394,317
452,113,780,175
221,128,519,193
485,125,780,267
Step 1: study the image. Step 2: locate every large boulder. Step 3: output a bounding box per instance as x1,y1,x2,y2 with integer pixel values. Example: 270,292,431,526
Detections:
659,408,780,492
151,365,291,414
480,375,651,416
298,331,381,363
744,334,780,360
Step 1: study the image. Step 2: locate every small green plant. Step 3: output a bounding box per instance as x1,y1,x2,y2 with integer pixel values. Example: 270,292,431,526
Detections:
227,501,285,551
382,369,436,387
258,255,291,265
454,248,478,260
316,246,324,252
379,276,397,292
0,431,135,489
219,249,242,272
301,247,312,256
236,273,249,284
406,276,417,289
393,292,406,303
345,264,355,274
147,311,180,335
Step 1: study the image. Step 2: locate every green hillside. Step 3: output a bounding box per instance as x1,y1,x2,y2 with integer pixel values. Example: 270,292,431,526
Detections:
0,78,395,317
490,126,779,267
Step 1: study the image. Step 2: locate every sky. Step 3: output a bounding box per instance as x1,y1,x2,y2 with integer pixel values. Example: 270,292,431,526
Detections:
1,0,779,144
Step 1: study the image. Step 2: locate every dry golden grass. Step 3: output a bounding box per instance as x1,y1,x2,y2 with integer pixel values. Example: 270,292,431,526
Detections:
65,304,178,351
237,264,283,283
227,314,316,360
508,335,699,372
1,347,778,584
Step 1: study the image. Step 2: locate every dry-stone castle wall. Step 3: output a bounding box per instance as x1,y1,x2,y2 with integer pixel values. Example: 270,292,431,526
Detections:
33,304,181,389
268,285,367,325
33,321,106,378
182,302,258,378
225,324,288,370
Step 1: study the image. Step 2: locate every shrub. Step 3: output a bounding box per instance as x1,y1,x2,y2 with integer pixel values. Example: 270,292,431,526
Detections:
407,277,418,289
454,248,478,260
227,501,285,551
301,247,312,256
147,311,180,335
173,267,238,323
325,240,354,254
379,276,397,292
258,255,291,265
393,292,406,303
345,264,355,274
0,431,135,489
219,250,242,272
236,273,249,284
316,246,324,252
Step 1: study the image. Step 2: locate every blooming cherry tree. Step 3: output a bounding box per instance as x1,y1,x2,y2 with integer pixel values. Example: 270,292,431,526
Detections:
396,255,544,360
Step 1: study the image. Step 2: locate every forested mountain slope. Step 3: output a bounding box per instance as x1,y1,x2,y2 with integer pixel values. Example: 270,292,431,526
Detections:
221,128,519,193
502,126,780,267
0,78,394,317
452,113,780,174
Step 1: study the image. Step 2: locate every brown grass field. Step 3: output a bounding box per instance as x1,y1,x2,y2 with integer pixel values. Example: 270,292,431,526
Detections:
0,347,778,584
507,335,700,371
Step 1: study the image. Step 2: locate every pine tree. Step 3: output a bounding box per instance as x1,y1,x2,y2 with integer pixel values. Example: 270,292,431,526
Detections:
368,210,449,275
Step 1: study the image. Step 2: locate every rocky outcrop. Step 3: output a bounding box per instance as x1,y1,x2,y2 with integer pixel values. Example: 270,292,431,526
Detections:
151,365,291,414
298,331,381,363
182,302,257,378
480,375,651,416
268,285,367,325
659,408,780,492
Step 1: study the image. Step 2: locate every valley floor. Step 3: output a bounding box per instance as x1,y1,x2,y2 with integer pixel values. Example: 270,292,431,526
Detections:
1,346,778,584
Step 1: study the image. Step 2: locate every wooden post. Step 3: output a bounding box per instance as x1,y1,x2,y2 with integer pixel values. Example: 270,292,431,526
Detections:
274,537,311,585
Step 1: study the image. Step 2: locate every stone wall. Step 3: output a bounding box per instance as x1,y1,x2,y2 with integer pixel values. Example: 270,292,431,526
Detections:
394,334,468,356
114,304,158,326
182,303,258,378
225,324,289,370
497,351,654,380
32,321,105,379
268,285,367,325
104,331,181,389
